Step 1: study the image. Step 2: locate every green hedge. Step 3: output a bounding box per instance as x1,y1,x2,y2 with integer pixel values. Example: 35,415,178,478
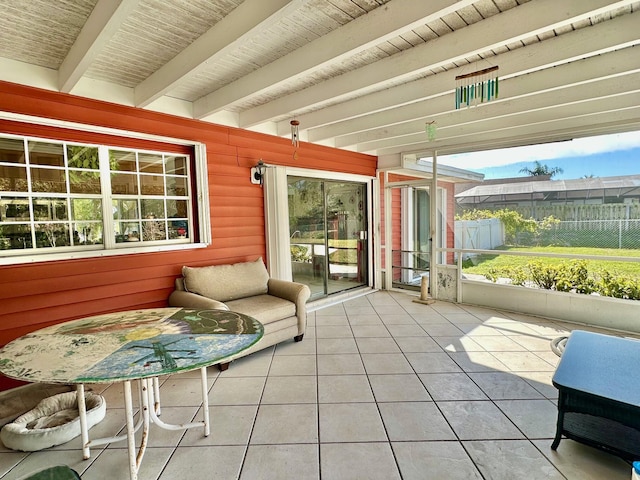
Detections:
484,259,640,300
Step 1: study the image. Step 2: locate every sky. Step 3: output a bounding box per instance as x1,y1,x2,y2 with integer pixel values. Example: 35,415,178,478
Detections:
438,131,640,180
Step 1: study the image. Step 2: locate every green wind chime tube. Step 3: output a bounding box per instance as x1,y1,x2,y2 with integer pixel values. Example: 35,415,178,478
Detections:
454,65,499,109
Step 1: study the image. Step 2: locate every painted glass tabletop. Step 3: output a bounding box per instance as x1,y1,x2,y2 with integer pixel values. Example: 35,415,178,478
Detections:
0,308,263,384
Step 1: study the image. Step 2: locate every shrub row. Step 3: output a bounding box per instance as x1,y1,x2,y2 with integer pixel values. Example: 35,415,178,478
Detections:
484,259,640,300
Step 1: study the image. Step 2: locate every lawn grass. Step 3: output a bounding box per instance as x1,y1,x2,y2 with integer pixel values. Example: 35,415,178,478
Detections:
464,246,640,278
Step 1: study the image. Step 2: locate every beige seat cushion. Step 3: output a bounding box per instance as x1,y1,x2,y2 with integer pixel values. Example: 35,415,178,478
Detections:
226,295,296,325
182,258,269,302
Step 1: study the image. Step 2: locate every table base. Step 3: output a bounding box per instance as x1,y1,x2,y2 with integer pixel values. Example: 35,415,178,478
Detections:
77,367,210,480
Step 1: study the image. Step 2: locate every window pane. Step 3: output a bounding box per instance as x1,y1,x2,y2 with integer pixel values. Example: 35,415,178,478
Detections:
111,173,138,194
69,170,102,194
111,150,137,172
72,198,103,221
0,224,32,249
166,176,188,196
165,155,186,175
31,167,67,193
0,165,28,192
141,198,165,219
142,219,166,241
67,145,99,170
1,197,30,222
73,222,103,245
115,221,140,243
140,175,165,195
28,141,64,167
139,153,163,174
113,199,139,220
33,198,68,221
0,138,26,164
35,223,70,248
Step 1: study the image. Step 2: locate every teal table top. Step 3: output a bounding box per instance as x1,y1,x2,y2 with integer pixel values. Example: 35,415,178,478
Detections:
0,308,263,384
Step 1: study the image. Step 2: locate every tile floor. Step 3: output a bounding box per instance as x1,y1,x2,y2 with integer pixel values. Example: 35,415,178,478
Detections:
0,291,635,479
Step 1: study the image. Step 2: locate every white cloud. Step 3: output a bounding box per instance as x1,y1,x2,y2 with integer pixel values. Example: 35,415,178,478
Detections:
439,130,640,169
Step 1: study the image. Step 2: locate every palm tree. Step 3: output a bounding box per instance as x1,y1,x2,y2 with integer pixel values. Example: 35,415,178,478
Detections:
519,161,564,178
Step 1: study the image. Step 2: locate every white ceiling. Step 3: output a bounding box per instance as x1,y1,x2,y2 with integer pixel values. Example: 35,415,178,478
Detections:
1,0,639,158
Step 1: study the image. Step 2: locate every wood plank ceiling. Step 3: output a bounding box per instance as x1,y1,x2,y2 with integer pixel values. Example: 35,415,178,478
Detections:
0,0,638,158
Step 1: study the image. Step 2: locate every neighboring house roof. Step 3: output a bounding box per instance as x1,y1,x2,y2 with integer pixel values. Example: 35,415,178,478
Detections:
455,174,640,203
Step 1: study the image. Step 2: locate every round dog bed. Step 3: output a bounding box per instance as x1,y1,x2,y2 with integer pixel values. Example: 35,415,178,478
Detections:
0,391,106,452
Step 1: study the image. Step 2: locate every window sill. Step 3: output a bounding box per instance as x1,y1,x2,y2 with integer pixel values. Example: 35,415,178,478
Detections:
0,242,210,266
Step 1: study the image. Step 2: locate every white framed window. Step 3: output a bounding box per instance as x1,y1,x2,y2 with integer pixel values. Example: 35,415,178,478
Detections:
0,134,210,263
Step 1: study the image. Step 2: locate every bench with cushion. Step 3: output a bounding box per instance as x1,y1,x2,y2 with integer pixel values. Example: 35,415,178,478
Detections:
168,258,310,370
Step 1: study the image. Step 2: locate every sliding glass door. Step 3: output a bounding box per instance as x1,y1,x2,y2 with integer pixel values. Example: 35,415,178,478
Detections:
288,176,368,299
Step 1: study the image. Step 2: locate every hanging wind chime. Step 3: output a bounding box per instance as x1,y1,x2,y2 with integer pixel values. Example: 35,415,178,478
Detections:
290,119,300,148
425,121,437,142
455,65,499,109
290,119,300,160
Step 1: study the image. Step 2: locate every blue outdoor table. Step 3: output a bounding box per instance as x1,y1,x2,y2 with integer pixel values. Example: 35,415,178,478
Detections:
551,330,640,460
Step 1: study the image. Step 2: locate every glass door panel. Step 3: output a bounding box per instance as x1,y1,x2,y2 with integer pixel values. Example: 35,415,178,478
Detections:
326,181,367,294
288,176,368,299
288,177,326,299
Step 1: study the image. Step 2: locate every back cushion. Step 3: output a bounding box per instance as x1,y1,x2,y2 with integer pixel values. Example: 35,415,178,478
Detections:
182,258,269,302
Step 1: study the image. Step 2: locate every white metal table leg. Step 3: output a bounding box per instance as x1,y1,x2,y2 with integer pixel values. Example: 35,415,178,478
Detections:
124,380,141,480
152,376,161,416
200,367,210,436
76,384,90,460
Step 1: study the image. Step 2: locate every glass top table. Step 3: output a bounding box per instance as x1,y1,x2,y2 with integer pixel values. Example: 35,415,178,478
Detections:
0,307,263,480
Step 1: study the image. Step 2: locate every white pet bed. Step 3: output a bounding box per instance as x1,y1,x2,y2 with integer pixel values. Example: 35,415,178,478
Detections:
0,391,106,452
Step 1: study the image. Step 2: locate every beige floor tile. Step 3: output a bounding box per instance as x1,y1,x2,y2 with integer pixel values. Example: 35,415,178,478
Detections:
317,353,365,375
320,443,401,480
438,401,525,440
348,314,383,325
316,337,358,354
209,377,266,405
463,440,564,479
532,439,630,480
268,354,317,376
405,352,463,373
318,375,374,403
90,447,174,480
158,446,244,480
251,404,318,444
468,372,546,400
315,315,349,326
447,351,510,373
379,402,456,441
157,377,207,407
315,325,353,338
351,325,391,338
471,335,528,352
419,373,488,401
344,305,377,316
386,324,428,337
495,399,558,439
355,336,401,353
274,338,317,356
180,405,258,446
368,374,431,402
420,323,465,337
394,336,443,353
378,313,417,324
361,353,414,374
241,444,320,480
393,441,483,480
261,376,317,404
491,351,557,372
319,403,386,442
432,335,484,353
519,371,559,399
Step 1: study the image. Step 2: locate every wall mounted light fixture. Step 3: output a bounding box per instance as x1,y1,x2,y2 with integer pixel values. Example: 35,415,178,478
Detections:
250,159,266,186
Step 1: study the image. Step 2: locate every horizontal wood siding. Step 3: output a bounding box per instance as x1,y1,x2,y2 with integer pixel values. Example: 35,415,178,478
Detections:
0,82,376,388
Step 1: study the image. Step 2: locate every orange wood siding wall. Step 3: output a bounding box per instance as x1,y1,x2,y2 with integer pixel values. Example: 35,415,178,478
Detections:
0,82,377,382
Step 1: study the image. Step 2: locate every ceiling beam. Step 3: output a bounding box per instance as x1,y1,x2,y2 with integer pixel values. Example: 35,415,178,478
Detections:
375,106,640,157
134,0,303,108
333,48,640,148
192,0,475,119
357,86,640,153
238,0,635,128
301,12,640,140
58,0,140,93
